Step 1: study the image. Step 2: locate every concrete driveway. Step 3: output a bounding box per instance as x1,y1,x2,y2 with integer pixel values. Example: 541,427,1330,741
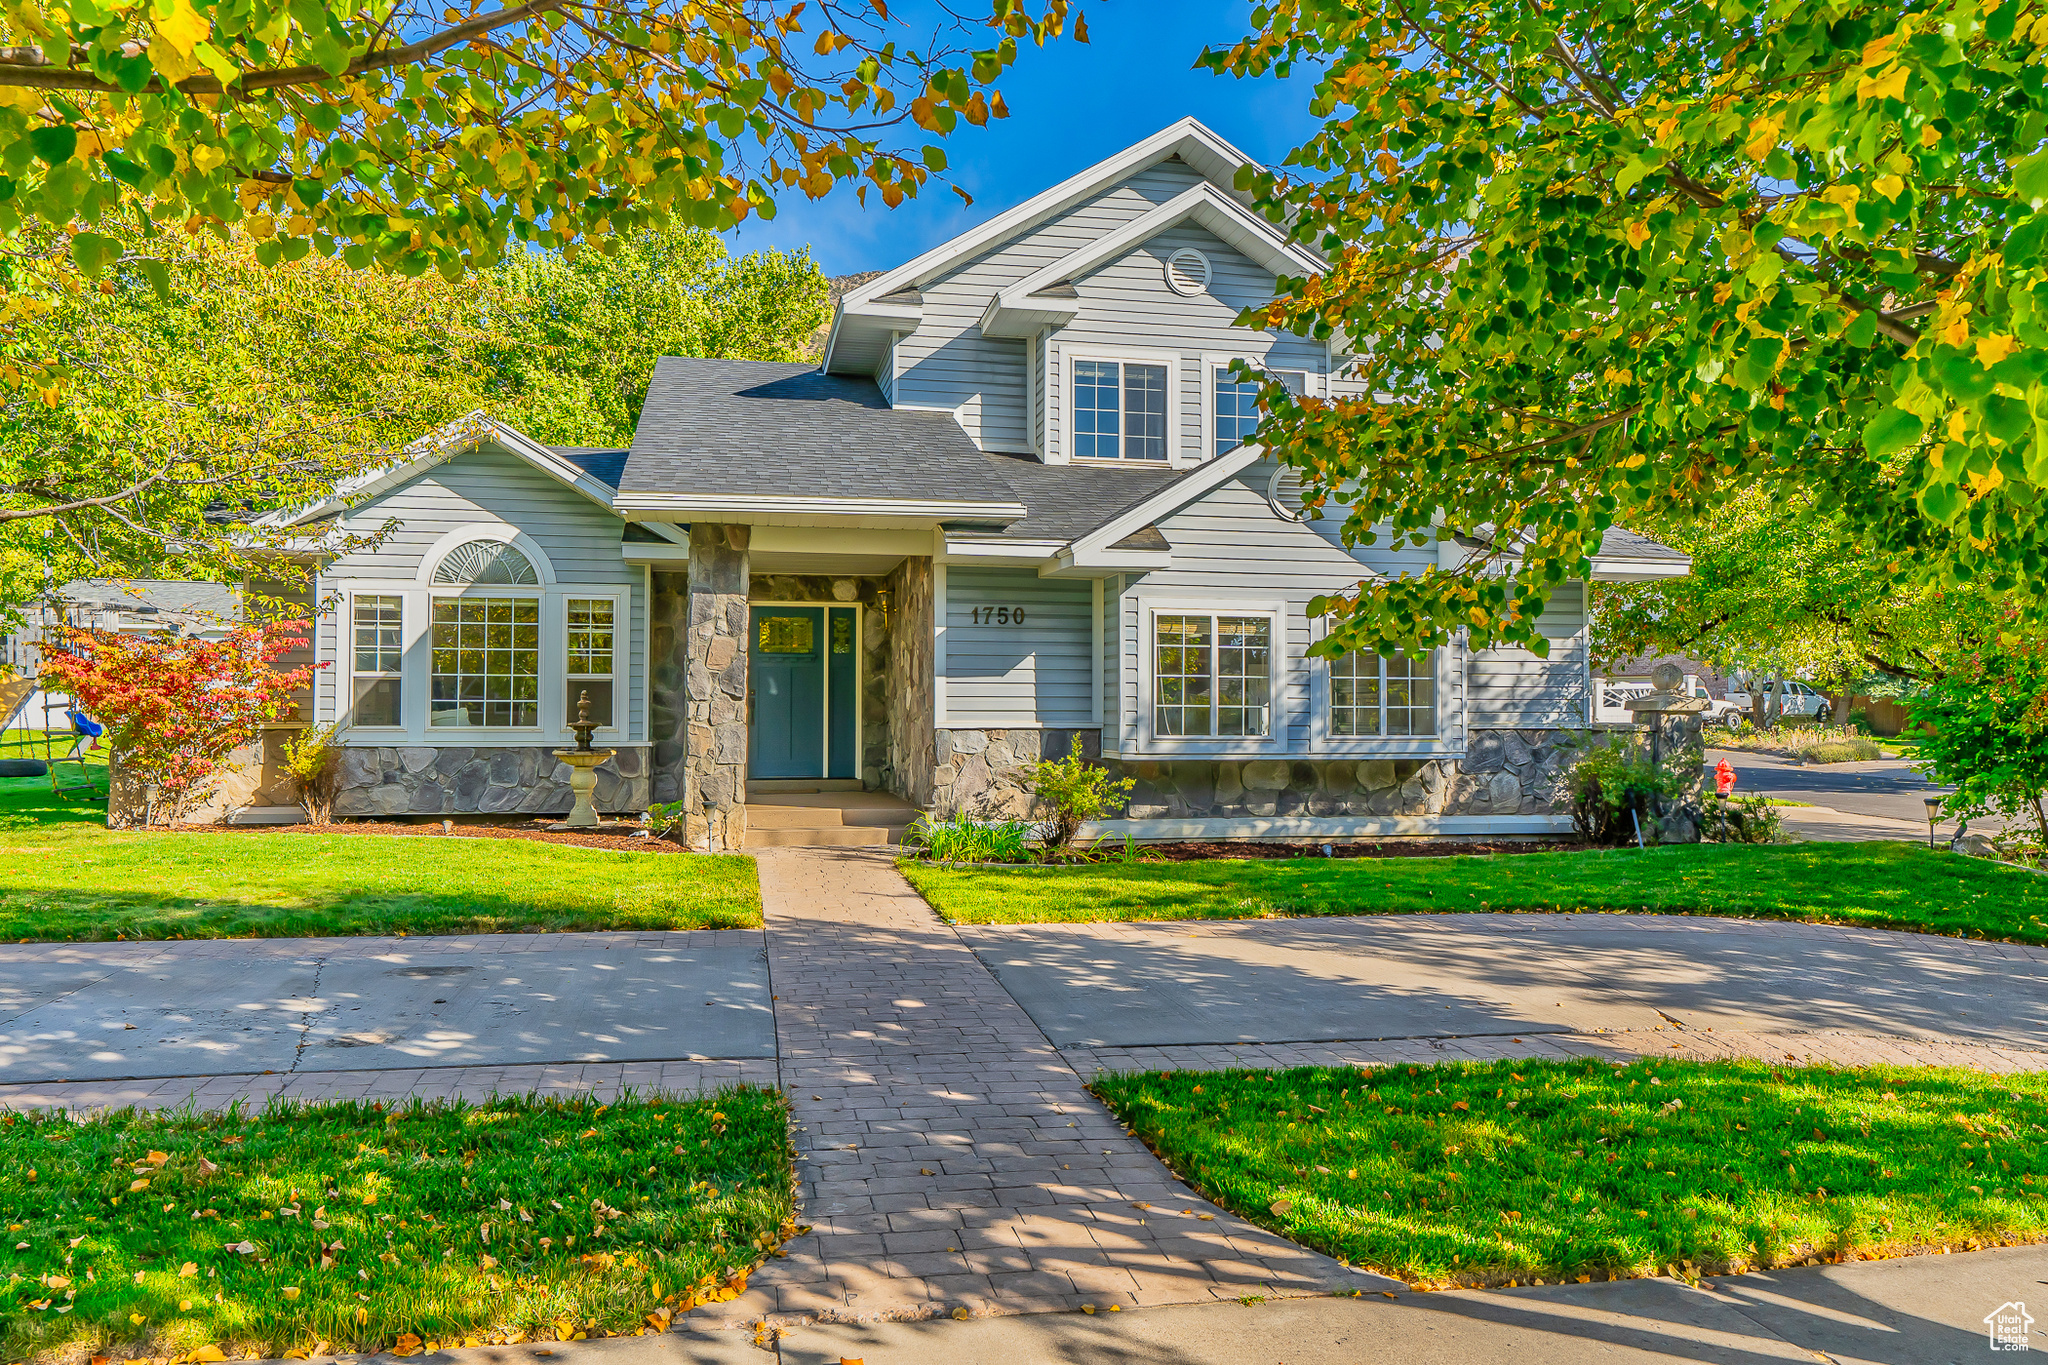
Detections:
960,913,2048,1051
0,930,773,1083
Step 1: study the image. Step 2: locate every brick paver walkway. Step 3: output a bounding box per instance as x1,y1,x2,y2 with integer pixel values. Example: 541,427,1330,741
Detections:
704,846,1378,1327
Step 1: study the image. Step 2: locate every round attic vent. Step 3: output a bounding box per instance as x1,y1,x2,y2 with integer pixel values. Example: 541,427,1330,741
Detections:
1266,465,1317,523
1164,247,1211,296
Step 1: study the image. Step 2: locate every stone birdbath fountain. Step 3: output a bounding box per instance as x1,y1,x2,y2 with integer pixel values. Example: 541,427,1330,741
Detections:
548,690,613,830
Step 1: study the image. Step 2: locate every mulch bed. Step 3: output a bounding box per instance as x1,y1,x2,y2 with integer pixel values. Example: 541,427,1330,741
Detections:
1136,838,1592,861
181,820,681,854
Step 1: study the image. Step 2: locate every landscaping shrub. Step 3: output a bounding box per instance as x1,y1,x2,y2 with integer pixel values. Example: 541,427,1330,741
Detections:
1565,745,1689,845
1704,791,1784,844
279,722,342,823
903,814,1033,864
1910,636,2048,845
1715,724,1884,763
1030,736,1135,853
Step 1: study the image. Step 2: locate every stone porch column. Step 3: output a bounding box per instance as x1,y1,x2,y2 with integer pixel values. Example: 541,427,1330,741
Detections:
686,524,749,852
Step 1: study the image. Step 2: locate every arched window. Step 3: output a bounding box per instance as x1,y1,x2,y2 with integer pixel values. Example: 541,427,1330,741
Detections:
432,539,538,586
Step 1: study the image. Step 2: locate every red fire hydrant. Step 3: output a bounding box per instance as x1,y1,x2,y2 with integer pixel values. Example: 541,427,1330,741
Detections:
1715,759,1737,797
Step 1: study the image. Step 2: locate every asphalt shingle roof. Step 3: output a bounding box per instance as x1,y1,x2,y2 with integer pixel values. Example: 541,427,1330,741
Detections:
622,358,1020,508
549,446,630,489
1596,526,1690,561
977,454,1183,541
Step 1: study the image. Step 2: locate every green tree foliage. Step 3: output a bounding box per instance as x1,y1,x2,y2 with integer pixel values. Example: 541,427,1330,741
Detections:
1593,486,2001,684
1208,0,2048,661
0,232,485,610
485,224,827,446
0,0,1081,315
0,224,825,611
1910,632,2048,842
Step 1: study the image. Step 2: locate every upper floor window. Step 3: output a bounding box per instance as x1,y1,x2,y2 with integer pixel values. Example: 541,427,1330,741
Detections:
1331,649,1437,737
1214,368,1305,457
1075,358,1168,461
1155,612,1271,738
433,539,538,586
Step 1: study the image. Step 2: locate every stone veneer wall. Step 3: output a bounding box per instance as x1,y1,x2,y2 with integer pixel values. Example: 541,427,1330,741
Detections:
883,556,935,805
748,572,895,789
334,745,649,816
923,725,1678,830
648,568,689,804
682,524,749,852
929,727,1099,819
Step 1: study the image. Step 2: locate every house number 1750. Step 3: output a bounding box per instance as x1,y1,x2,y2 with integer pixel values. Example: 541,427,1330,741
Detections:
970,606,1027,625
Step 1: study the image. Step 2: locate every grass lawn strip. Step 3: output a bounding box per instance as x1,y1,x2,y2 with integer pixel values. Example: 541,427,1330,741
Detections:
1093,1059,2047,1291
0,778,761,941
1,1090,794,1363
902,842,2048,944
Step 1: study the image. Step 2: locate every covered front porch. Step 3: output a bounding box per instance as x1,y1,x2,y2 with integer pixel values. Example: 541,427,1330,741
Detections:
643,523,940,852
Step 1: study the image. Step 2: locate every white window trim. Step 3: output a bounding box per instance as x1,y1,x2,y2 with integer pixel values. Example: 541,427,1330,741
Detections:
344,589,406,731
323,577,645,746
1306,619,1461,756
1135,597,1285,754
1202,354,1313,463
561,591,626,737
1063,345,1184,468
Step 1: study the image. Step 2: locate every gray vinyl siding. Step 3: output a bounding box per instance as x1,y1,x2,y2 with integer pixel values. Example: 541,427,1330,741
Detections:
876,334,896,406
942,566,1095,727
1048,226,1325,462
316,444,646,742
894,161,1213,452
1465,581,1591,729
1106,464,1478,756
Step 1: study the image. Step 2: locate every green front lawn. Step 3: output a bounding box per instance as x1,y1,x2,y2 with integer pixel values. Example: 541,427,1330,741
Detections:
0,779,760,941
0,1090,794,1364
1094,1059,2047,1289
902,842,2048,943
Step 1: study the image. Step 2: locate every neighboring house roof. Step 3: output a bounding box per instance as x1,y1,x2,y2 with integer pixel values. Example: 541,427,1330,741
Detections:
57,578,241,624
616,358,1027,522
1596,526,1689,562
977,454,1182,542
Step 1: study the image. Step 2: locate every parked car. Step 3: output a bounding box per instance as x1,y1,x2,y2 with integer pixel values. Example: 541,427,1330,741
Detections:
1723,680,1831,724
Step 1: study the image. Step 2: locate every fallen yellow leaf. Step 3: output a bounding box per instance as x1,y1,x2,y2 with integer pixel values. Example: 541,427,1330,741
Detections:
189,1346,227,1363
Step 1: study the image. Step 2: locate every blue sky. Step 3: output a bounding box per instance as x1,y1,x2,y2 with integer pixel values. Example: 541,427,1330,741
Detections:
722,1,1325,277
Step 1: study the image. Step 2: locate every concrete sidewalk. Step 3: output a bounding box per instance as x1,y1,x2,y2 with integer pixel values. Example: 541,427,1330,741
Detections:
396,1242,2048,1363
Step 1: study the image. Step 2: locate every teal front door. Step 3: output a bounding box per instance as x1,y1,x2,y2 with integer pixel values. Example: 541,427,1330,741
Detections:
750,606,825,779
748,604,861,781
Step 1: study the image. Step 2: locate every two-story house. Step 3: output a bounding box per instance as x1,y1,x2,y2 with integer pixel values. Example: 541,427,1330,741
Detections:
276,118,1689,849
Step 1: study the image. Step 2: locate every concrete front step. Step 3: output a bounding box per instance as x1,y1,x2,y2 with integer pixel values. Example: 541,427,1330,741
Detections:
746,795,917,830
747,778,864,794
745,824,909,848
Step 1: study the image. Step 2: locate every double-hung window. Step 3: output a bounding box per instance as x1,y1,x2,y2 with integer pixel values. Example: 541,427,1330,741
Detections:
430,597,539,728
350,595,403,727
1154,613,1271,738
565,598,616,727
1330,649,1437,737
1074,358,1169,461
1213,368,1306,457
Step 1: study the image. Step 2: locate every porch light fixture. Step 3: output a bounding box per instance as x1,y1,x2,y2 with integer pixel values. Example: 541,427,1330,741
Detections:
876,587,892,630
1923,794,1944,849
